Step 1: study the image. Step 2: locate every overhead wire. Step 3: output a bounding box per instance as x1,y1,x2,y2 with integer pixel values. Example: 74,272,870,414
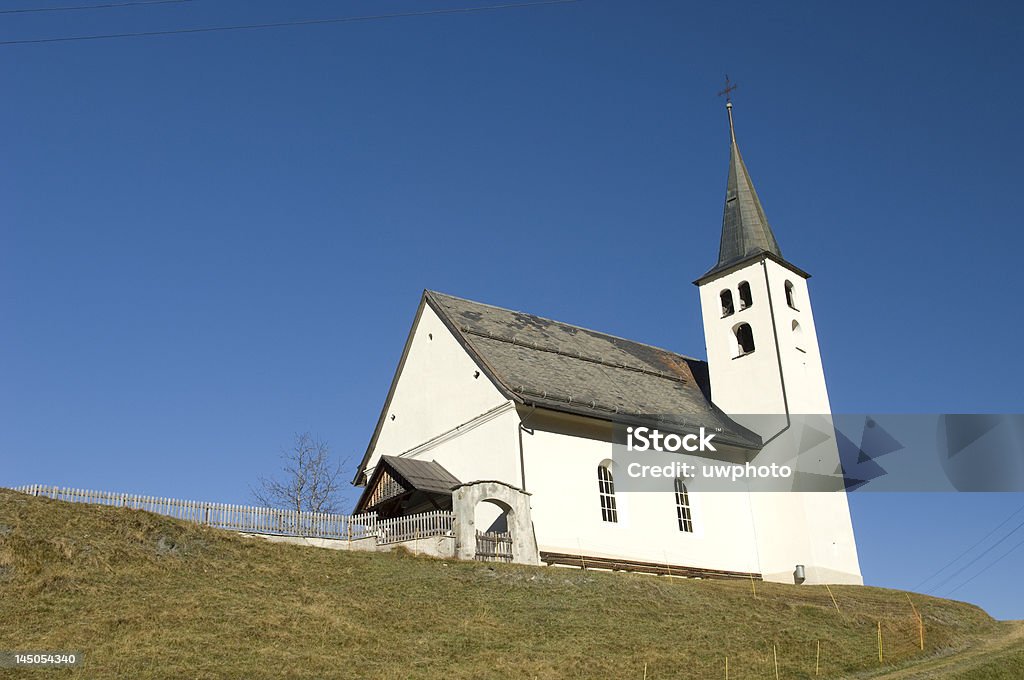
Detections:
926,515,1024,595
909,500,1024,592
0,0,580,46
946,532,1024,597
0,0,190,15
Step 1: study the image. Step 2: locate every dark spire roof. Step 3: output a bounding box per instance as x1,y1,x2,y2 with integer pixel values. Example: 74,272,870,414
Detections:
702,102,784,279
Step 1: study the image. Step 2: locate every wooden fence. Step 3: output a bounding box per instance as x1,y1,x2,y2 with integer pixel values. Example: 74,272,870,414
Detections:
475,530,513,562
378,511,456,545
8,484,452,544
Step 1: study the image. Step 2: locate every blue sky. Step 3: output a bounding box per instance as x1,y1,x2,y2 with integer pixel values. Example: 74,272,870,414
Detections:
2,0,1023,618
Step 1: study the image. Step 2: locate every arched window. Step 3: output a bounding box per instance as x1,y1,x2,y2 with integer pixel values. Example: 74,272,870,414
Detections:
597,464,618,523
734,323,755,356
738,281,753,309
720,290,734,317
792,319,804,351
784,281,797,310
674,478,693,533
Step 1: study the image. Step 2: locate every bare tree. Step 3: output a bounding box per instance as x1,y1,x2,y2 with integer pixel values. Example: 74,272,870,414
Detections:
253,432,346,514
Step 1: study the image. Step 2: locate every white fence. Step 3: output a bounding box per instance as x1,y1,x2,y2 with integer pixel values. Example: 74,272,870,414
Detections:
9,484,454,544
377,510,455,545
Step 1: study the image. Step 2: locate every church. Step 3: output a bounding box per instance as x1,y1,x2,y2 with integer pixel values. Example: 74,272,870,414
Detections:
351,101,863,585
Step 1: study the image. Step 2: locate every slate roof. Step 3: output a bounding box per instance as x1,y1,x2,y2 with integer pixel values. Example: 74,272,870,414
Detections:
381,455,461,494
426,291,762,450
353,454,461,514
700,103,789,281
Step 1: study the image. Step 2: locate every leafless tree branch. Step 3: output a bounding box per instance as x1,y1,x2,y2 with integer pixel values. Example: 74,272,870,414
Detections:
252,432,346,514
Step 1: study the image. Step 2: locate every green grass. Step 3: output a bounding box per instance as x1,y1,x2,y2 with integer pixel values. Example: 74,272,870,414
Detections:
948,647,1024,679
0,488,1019,679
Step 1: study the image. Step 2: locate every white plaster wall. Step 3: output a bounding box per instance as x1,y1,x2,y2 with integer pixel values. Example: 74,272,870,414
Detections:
522,426,763,574
698,258,862,585
406,407,523,488
364,303,515,482
698,265,787,416
764,259,831,415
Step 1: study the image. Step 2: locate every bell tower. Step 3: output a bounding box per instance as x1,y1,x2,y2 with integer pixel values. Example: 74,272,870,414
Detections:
694,97,826,420
694,92,862,585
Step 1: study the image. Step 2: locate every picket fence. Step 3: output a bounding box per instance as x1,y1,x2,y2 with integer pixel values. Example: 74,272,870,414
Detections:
9,484,455,545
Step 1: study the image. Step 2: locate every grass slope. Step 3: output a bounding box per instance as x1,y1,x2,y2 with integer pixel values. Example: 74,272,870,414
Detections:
0,489,1019,679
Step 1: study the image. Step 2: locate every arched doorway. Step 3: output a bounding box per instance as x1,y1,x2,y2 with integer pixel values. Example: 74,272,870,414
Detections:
474,498,513,562
452,481,540,565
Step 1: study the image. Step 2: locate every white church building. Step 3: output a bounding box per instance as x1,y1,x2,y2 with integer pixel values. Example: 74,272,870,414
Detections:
351,102,863,585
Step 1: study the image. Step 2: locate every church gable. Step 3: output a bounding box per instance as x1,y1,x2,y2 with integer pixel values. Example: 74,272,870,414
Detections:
354,296,511,485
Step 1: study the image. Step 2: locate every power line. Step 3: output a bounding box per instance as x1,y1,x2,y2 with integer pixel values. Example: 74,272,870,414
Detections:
909,500,1024,592
946,532,1024,597
0,0,580,46
0,0,190,15
926,515,1024,595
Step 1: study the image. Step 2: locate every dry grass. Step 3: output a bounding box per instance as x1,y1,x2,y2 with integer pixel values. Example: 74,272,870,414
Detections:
0,489,1016,679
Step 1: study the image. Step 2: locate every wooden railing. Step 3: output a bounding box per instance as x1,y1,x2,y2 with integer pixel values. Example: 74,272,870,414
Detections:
475,530,513,562
377,510,456,544
8,484,390,541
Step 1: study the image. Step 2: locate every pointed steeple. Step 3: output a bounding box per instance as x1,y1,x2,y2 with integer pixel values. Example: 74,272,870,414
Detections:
712,101,783,272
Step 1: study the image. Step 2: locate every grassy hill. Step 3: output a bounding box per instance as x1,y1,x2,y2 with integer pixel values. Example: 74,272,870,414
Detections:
0,488,1021,679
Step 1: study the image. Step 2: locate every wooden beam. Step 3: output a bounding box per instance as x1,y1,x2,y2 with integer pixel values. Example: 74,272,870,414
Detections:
539,551,762,581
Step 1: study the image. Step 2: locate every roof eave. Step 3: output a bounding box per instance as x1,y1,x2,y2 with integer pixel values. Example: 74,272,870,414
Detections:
517,397,763,452
693,250,811,287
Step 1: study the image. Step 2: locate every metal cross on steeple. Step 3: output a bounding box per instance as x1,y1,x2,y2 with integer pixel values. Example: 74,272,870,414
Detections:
717,74,737,104
718,75,739,142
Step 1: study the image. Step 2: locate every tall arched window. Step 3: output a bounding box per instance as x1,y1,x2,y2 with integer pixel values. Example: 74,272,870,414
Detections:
720,290,734,317
785,280,797,310
597,464,618,523
735,323,755,356
674,479,693,532
738,281,753,309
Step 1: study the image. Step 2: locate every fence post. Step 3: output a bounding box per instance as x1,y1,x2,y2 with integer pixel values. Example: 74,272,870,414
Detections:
825,584,841,614
906,593,924,651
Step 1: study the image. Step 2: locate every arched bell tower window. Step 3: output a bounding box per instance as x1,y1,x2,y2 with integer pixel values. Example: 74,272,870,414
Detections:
734,323,755,357
784,280,797,310
674,478,693,533
597,463,618,523
792,319,804,351
720,290,734,317
737,281,753,310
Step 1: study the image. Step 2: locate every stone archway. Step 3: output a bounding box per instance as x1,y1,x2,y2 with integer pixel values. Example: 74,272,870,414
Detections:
452,481,540,566
474,497,511,534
